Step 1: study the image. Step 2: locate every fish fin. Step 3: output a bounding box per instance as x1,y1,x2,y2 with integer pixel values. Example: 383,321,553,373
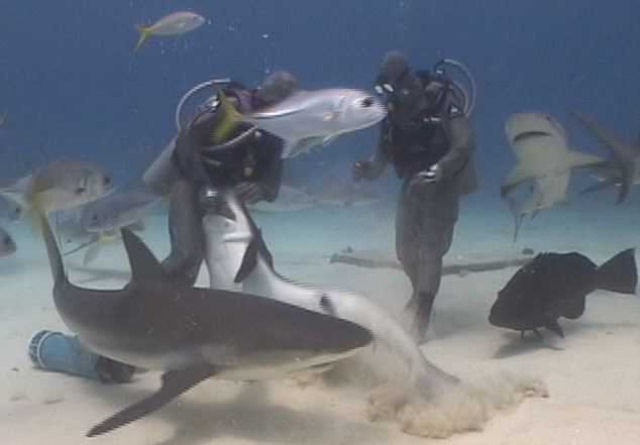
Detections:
282,137,324,158
322,134,340,146
544,320,564,338
615,161,634,204
502,164,536,191
595,248,637,294
133,25,152,52
562,296,586,320
563,150,603,170
233,236,259,283
82,239,103,266
121,228,167,283
211,92,243,144
580,177,618,195
512,212,525,243
87,364,216,437
40,210,67,285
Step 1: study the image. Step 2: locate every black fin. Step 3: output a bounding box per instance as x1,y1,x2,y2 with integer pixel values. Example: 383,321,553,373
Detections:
616,162,634,204
121,228,167,283
234,236,259,283
544,320,564,338
595,248,637,294
40,211,67,285
87,365,216,437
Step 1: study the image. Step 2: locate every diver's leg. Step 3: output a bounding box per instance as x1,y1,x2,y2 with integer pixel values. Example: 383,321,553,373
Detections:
396,182,421,311
161,179,205,286
409,184,458,342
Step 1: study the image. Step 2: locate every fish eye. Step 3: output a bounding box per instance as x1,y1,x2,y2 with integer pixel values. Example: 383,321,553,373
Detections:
3,236,10,246
103,176,111,186
75,186,87,195
361,97,374,108
91,214,99,223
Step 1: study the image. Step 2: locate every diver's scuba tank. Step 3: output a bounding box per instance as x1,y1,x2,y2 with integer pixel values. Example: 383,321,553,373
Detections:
431,59,477,117
175,78,232,131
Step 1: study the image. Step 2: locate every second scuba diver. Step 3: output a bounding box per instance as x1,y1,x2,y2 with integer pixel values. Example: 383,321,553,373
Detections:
353,52,478,342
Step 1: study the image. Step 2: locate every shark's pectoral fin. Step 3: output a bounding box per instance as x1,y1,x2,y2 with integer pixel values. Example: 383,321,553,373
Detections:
502,165,535,192
121,228,168,282
234,236,259,283
564,150,603,169
87,364,216,437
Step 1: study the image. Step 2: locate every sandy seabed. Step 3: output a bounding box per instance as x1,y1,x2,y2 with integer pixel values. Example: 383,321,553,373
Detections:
1,192,639,444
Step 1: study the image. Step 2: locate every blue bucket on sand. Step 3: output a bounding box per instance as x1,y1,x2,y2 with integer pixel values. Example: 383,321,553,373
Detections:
28,330,135,383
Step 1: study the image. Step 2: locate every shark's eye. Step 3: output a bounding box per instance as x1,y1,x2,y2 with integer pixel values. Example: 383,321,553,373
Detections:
75,186,87,195
3,236,10,246
361,97,374,108
91,214,99,223
103,176,111,186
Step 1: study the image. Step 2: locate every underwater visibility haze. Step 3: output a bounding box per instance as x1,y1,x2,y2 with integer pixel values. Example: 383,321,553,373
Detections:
1,1,640,444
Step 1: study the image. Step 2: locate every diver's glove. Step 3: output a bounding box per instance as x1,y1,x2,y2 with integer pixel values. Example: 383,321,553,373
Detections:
413,164,442,185
234,182,266,204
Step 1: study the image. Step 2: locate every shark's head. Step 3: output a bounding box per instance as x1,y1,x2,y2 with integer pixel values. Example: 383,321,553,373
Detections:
505,113,567,146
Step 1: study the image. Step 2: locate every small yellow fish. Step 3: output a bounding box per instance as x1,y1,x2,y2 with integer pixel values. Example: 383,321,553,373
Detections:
134,11,206,52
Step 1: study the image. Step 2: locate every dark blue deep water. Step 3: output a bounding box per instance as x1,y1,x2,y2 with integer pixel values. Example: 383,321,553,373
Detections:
0,0,639,198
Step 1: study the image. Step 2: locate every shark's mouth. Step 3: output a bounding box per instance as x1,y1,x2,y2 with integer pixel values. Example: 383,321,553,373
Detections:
512,130,553,144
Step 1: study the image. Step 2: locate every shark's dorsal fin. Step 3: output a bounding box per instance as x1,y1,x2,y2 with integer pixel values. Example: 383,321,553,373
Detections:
121,228,167,283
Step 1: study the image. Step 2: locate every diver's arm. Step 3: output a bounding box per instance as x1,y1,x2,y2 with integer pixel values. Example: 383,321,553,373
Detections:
437,115,475,180
254,142,284,202
354,121,390,181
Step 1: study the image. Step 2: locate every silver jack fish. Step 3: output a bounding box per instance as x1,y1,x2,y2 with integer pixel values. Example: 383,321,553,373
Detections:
214,88,387,158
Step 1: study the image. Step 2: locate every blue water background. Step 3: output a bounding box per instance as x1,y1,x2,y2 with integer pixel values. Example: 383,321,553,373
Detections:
0,0,639,202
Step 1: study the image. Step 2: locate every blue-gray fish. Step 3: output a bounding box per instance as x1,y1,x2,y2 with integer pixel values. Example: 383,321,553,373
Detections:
0,161,112,216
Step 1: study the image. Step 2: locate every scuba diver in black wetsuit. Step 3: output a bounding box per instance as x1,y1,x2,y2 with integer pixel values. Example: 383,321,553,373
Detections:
353,52,478,342
148,71,298,287
27,72,298,385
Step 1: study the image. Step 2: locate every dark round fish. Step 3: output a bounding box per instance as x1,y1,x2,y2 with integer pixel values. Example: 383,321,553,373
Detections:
489,249,637,337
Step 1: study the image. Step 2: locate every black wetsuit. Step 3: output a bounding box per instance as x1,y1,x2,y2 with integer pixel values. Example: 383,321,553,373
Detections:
161,84,284,286
360,75,477,339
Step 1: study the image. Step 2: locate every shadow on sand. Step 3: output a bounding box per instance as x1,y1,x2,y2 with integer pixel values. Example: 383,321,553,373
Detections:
84,378,388,445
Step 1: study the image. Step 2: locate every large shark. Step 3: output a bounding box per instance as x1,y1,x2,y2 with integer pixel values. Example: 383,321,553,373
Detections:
501,113,604,239
38,210,372,437
571,112,640,203
201,191,460,399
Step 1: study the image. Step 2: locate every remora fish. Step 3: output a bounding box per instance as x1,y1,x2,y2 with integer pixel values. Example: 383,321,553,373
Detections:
489,249,637,338
214,89,386,158
571,112,640,203
0,161,112,216
134,11,206,51
501,113,603,240
38,212,371,437
0,226,16,257
201,191,459,397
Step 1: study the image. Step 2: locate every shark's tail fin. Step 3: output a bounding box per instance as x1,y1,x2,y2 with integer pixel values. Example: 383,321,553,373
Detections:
40,211,67,285
595,248,637,294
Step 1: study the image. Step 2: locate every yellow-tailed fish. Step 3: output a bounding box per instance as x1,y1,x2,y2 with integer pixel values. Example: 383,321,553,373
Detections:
211,92,244,144
134,11,206,52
